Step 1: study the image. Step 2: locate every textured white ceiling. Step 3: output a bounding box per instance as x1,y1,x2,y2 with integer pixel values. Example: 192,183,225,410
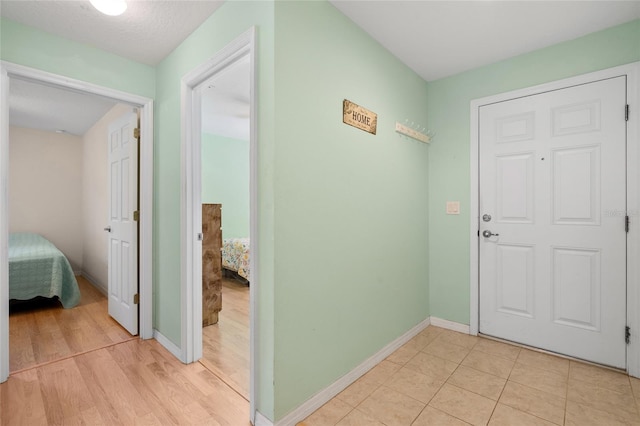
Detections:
10,78,119,136
330,0,640,81
8,58,251,141
201,55,250,141
4,0,640,134
0,0,224,65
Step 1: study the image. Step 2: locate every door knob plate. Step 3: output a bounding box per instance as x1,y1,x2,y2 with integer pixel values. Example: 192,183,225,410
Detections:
482,230,499,238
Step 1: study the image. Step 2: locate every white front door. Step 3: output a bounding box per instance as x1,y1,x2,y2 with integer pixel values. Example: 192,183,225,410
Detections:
479,77,627,368
107,112,139,335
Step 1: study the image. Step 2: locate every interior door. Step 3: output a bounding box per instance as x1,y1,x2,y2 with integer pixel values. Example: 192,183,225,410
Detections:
107,112,139,335
479,77,627,368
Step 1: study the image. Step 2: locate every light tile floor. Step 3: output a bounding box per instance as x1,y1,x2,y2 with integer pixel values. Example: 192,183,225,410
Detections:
298,326,640,426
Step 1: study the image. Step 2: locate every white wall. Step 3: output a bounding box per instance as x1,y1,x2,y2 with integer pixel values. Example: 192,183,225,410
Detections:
81,103,133,291
9,126,83,269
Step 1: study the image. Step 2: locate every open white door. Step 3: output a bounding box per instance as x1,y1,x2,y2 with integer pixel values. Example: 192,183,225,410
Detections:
107,111,139,335
479,77,627,368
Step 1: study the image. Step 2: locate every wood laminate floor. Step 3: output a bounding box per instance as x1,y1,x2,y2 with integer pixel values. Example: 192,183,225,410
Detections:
3,274,251,425
201,277,250,400
9,276,134,373
1,339,250,425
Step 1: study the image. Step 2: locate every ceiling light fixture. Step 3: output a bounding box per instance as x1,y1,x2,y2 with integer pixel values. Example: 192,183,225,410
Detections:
90,0,127,16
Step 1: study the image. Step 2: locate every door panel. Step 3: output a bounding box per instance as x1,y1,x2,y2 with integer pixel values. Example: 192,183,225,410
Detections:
551,247,600,331
479,77,626,368
552,146,600,225
107,112,138,336
496,243,534,318
496,153,534,223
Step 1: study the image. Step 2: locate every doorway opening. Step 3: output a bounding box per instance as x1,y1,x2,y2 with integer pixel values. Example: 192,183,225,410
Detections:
8,79,139,372
180,27,257,422
199,54,251,399
0,62,154,383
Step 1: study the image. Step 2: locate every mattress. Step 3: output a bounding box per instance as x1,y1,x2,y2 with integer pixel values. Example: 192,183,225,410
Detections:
9,233,80,308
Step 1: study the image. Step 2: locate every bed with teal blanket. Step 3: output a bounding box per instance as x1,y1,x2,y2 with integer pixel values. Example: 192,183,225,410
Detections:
9,233,80,308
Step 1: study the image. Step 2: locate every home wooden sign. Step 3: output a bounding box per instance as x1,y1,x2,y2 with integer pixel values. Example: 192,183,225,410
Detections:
343,99,377,135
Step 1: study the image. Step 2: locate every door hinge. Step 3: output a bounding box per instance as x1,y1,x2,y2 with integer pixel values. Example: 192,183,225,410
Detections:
626,105,630,122
133,210,139,221
133,293,139,305
133,128,140,139
626,326,631,344
626,215,630,233
197,233,203,241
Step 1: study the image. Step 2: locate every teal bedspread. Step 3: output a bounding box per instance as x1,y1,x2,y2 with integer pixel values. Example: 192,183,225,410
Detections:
9,233,80,308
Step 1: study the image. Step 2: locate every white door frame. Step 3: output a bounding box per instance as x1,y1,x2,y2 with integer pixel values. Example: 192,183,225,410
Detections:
470,62,640,376
180,27,257,422
0,61,155,383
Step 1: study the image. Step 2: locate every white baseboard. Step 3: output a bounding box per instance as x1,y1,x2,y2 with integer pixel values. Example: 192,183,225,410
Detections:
153,330,184,362
429,316,470,334
254,411,273,426
275,317,431,426
78,270,107,295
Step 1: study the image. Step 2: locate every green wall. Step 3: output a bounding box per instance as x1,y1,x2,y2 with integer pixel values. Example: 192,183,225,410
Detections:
426,19,640,324
153,1,275,419
2,4,432,420
6,5,638,424
273,1,430,418
2,4,277,420
0,18,155,99
201,133,250,239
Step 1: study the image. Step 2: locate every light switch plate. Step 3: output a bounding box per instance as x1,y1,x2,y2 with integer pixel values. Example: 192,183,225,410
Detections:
446,201,460,215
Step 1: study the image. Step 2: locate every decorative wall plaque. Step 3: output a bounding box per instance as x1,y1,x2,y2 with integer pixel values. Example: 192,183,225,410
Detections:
343,99,377,135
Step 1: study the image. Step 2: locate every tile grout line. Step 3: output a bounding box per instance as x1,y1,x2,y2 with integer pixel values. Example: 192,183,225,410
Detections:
412,361,462,425
373,328,445,426
340,362,393,426
563,361,572,425
331,405,353,426
567,373,634,395
353,380,385,423
486,355,512,425
326,326,638,425
499,349,570,426
429,330,571,424
487,346,520,424
422,338,484,425
391,339,435,426
631,376,640,423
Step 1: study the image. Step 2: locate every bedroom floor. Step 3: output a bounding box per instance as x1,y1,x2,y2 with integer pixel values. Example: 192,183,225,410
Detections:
298,326,640,426
9,276,134,373
201,276,250,400
8,274,251,391
2,276,253,425
1,338,251,425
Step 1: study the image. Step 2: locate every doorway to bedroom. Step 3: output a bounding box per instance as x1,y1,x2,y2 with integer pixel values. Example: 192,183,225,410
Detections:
6,77,140,373
180,29,256,419
199,51,251,400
